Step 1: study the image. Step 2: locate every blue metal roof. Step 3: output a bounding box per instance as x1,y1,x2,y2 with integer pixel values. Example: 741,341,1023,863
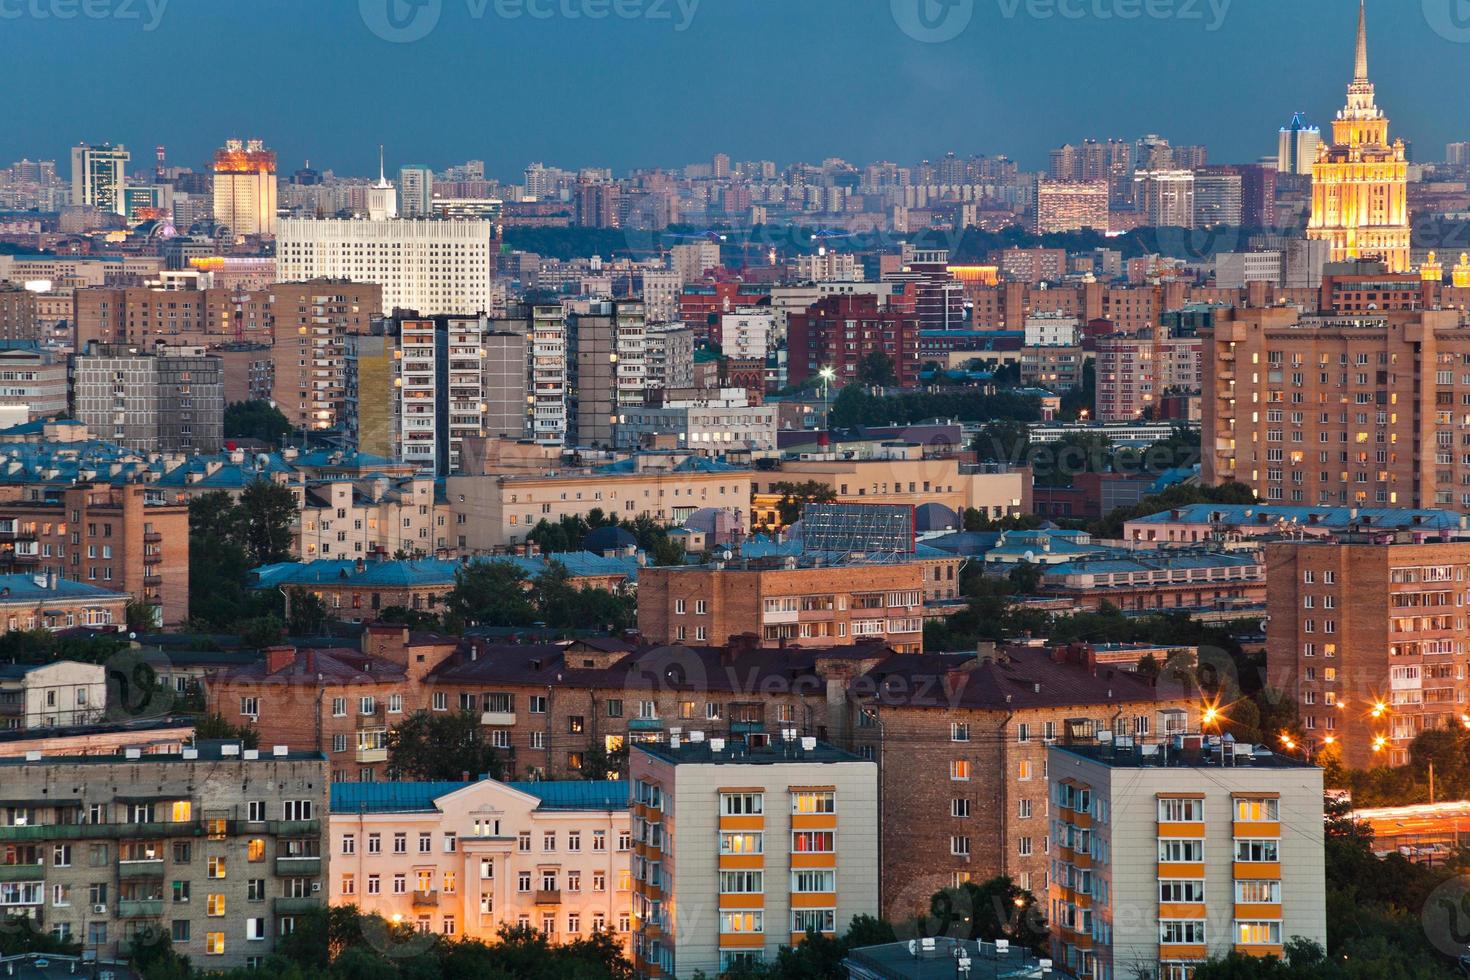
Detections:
252,552,641,590
1128,503,1464,529
0,574,127,602
330,780,629,814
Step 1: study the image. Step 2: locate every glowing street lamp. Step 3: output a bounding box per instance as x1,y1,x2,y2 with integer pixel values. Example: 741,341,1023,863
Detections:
818,366,837,433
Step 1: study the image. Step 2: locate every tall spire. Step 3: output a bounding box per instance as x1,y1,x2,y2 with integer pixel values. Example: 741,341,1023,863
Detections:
1354,0,1368,82
377,144,387,186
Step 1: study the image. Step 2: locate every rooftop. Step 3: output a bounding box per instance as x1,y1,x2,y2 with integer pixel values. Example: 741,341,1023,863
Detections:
1054,738,1319,771
844,938,1047,980
634,736,866,767
330,779,629,814
0,741,324,766
1128,503,1466,530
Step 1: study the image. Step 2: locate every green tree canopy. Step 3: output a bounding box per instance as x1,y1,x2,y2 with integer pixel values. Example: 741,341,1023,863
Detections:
387,710,504,782
224,400,295,443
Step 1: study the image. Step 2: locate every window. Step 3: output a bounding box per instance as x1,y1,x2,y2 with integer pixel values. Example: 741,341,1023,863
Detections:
791,792,834,815
206,933,225,956
1235,839,1280,862
722,793,763,816
720,871,763,894
393,833,407,854
342,834,355,855
792,909,836,934
791,831,834,853
1158,839,1204,863
1018,837,1033,856
950,760,970,781
367,834,381,854
418,833,432,854
207,856,226,879
720,832,762,855
952,799,970,818
1237,921,1282,945
1158,798,1204,822
207,894,226,917
1235,798,1280,822
1159,880,1205,903
1159,920,1206,945
1235,880,1281,904
517,872,532,893
951,722,970,742
720,911,763,934
1017,761,1032,781
951,836,970,857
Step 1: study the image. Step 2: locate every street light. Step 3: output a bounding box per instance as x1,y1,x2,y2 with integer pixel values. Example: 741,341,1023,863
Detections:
819,366,836,433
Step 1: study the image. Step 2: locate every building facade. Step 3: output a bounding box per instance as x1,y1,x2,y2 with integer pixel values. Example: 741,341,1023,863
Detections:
1048,742,1326,980
628,739,878,978
72,345,224,454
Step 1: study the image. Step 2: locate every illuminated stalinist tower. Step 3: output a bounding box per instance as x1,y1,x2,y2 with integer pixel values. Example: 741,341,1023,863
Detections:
1307,1,1410,272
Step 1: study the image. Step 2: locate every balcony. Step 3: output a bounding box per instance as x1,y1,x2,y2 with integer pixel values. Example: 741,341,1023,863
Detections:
275,857,322,877
267,820,321,837
143,574,163,587
0,864,43,882
143,532,162,544
117,899,164,918
480,711,516,727
272,897,320,915
534,889,561,906
0,820,200,842
411,890,438,907
118,860,165,879
354,747,387,764
143,553,162,566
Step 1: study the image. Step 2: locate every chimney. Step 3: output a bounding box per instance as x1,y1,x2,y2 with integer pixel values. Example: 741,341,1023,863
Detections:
976,640,996,662
264,646,297,674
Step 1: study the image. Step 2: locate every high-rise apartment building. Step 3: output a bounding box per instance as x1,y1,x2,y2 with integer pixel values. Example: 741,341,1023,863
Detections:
629,738,878,978
211,139,278,238
569,301,646,448
1033,179,1109,234
1266,536,1470,768
391,314,522,476
1200,306,1470,509
1134,170,1196,228
276,217,493,316
1095,334,1157,422
268,283,380,431
69,143,129,215
397,165,435,217
786,293,921,389
1193,169,1243,228
1307,2,1410,271
72,344,224,453
1049,741,1326,980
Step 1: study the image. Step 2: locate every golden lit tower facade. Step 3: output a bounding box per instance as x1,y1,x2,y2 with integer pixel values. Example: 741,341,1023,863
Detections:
212,139,278,238
1307,1,1409,272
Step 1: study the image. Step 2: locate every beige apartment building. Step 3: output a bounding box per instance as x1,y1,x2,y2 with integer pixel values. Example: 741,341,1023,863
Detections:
327,779,632,945
1201,306,1470,509
751,450,1030,529
0,745,328,969
446,455,753,552
1265,535,1470,768
1049,741,1326,980
292,476,448,559
0,661,105,730
629,738,878,978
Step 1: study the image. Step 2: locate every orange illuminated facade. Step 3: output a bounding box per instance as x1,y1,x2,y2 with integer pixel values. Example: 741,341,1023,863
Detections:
212,138,278,238
1307,3,1410,272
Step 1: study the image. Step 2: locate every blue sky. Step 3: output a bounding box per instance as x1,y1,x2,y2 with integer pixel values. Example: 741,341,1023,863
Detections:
6,0,1466,179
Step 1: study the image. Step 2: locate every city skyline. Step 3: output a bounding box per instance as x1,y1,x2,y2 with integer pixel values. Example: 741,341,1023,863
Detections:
5,0,1467,180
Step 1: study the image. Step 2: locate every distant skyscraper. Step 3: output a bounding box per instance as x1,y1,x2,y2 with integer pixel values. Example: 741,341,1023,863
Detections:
1134,170,1196,228
1193,168,1243,228
69,143,129,215
211,139,278,237
1277,112,1322,175
1447,142,1470,167
1034,179,1109,234
1307,0,1410,272
398,165,434,217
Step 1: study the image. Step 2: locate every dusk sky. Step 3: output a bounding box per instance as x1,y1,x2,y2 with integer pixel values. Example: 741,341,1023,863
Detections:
8,0,1467,178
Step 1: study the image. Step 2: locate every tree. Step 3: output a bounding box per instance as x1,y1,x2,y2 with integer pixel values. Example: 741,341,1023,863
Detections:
224,400,295,443
857,351,896,387
922,877,1049,954
973,419,1032,466
768,481,837,528
125,599,157,634
236,479,299,567
445,562,536,628
576,739,629,780
286,587,333,636
388,710,504,782
193,712,260,749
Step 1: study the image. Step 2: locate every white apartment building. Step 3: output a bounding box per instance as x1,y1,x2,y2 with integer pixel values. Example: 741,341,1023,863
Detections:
670,242,721,283
0,661,105,730
641,269,683,323
719,308,774,361
328,778,633,946
794,250,864,283
1024,311,1082,348
616,389,777,452
276,217,493,316
291,476,443,559
530,306,568,447
646,323,696,391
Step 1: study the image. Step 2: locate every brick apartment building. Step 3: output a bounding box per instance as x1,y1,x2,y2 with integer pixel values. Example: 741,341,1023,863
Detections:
1201,306,1470,509
848,644,1200,920
786,293,921,389
637,560,931,653
209,628,892,783
1265,535,1470,768
0,482,190,626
